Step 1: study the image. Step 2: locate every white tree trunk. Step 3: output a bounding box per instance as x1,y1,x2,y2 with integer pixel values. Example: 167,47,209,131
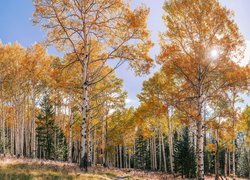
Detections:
11,127,14,155
93,126,96,166
167,107,174,174
119,145,122,168
159,132,162,171
31,88,36,158
161,134,167,172
215,129,219,180
196,120,204,180
68,108,73,163
81,59,88,170
153,135,157,170
1,106,5,154
101,116,105,165
232,140,236,180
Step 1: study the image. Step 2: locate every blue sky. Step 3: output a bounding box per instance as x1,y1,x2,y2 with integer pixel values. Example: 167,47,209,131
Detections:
0,0,250,107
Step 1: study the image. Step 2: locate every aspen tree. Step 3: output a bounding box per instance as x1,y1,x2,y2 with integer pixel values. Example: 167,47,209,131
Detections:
33,0,153,169
158,0,245,178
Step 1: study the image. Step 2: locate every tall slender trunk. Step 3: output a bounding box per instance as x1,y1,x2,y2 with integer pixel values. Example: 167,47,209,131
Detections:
105,112,108,167
215,129,219,180
31,88,36,158
153,135,157,170
68,108,73,163
116,146,119,168
6,126,9,153
0,85,5,154
88,114,92,166
196,86,205,180
232,91,237,180
101,115,105,165
161,134,167,172
119,145,122,168
196,119,204,180
15,99,21,156
128,150,131,169
93,126,96,166
124,147,127,168
232,140,236,180
1,105,5,154
150,138,153,170
159,132,162,171
133,140,136,169
11,127,14,155
20,102,25,157
25,122,30,157
167,107,174,174
81,59,88,170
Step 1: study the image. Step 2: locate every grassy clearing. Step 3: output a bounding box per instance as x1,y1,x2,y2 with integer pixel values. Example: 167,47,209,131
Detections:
0,157,172,180
0,157,114,180
3,157,246,180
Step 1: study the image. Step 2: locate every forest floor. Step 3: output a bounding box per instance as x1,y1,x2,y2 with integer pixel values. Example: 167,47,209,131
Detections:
0,156,247,180
0,156,173,180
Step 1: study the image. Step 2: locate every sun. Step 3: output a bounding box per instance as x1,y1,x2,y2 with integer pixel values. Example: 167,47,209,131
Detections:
209,46,222,60
210,49,219,59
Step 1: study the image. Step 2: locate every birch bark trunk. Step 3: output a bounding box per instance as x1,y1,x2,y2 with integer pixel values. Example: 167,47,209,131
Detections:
161,134,167,172
119,145,122,168
196,119,204,180
232,140,236,180
81,59,89,171
153,135,157,170
93,126,96,166
159,132,162,171
68,107,73,163
167,107,174,174
31,88,36,158
215,129,219,180
101,115,105,165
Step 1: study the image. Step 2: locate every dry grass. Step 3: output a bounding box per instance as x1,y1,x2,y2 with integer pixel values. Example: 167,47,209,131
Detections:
0,156,248,180
0,156,174,179
0,156,110,180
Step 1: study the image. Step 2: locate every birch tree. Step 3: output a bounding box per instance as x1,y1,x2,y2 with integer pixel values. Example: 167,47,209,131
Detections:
158,0,245,179
33,0,153,169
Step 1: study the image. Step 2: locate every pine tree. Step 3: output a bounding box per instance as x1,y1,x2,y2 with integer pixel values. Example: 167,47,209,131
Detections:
36,93,55,159
237,148,250,178
53,126,67,161
134,135,150,170
36,92,67,160
174,127,196,178
237,133,250,178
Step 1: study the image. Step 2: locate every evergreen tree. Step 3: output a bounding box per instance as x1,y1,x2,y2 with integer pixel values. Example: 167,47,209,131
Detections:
174,127,196,178
237,133,250,178
53,126,67,161
134,135,150,170
237,148,250,178
36,93,67,160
